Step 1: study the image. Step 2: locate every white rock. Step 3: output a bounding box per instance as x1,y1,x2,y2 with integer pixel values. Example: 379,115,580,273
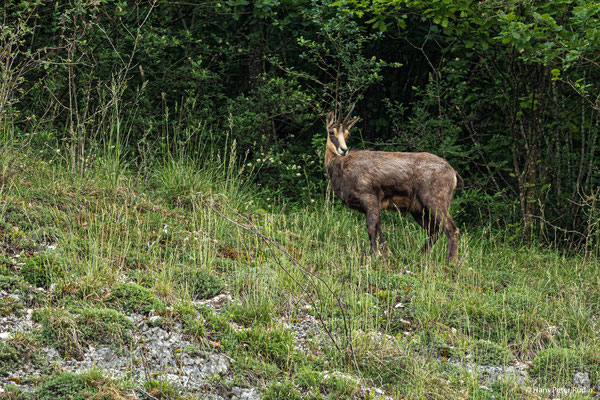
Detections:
574,372,590,388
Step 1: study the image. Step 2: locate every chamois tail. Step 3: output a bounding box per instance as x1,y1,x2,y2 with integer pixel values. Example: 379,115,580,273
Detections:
455,172,464,190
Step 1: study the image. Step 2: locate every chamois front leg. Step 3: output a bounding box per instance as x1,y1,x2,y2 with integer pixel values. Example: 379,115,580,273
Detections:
375,218,389,256
365,207,383,256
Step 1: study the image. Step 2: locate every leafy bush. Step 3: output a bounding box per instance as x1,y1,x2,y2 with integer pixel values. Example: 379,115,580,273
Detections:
0,254,16,273
0,342,22,377
224,294,277,326
321,372,361,398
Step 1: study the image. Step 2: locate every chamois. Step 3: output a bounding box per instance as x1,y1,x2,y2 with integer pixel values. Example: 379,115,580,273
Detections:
324,106,464,263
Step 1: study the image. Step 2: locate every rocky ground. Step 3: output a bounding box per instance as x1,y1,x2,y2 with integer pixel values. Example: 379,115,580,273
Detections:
0,280,393,399
4,279,599,400
0,260,600,400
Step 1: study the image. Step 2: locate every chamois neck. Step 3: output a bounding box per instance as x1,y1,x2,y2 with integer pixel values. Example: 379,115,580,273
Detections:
324,148,341,171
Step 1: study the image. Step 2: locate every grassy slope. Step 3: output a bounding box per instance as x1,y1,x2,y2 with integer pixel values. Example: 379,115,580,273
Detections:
1,145,599,400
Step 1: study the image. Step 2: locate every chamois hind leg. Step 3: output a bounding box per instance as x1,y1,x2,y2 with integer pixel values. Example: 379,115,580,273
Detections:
365,206,383,256
442,215,460,263
411,209,440,254
432,210,459,263
420,202,459,263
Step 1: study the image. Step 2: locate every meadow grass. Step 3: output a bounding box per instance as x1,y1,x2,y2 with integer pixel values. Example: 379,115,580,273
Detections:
0,137,598,399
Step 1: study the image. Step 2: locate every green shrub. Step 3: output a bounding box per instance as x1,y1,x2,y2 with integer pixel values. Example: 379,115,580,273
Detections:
0,342,21,377
234,327,299,370
178,268,225,300
296,366,322,389
471,339,514,366
34,307,133,359
0,334,48,377
182,305,233,343
36,372,89,400
35,370,127,400
262,380,303,400
0,275,42,316
417,332,462,360
105,282,164,314
224,294,277,326
0,254,16,271
359,354,408,388
530,347,584,385
20,252,62,289
30,226,63,244
0,275,25,292
142,379,183,400
76,307,134,347
321,372,361,399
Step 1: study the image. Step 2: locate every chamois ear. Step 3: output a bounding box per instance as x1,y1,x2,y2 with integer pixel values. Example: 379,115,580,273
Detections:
326,111,335,131
346,116,359,131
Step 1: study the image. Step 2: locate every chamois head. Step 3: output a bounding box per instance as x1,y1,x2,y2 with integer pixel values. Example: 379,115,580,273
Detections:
326,104,359,157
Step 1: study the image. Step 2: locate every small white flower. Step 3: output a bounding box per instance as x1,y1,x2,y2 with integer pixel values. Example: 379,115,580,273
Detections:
296,173,301,177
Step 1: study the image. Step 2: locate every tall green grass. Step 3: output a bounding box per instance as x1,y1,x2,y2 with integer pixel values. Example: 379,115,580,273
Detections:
1,128,599,399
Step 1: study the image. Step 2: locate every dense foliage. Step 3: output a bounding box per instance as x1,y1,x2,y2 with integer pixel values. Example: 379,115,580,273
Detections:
1,0,599,248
